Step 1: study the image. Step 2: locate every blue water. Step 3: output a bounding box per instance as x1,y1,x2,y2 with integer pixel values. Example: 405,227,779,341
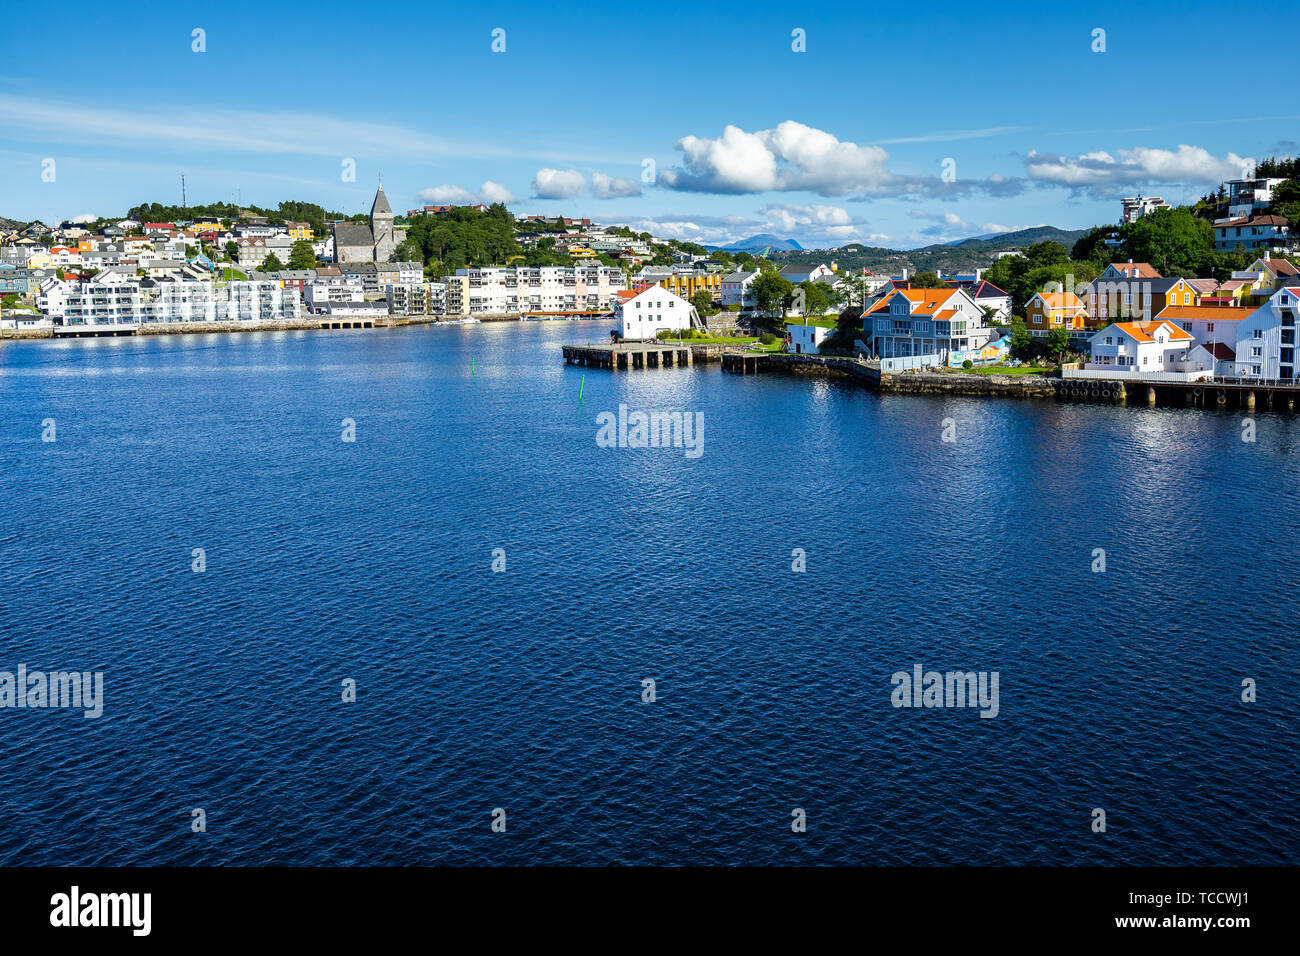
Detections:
0,323,1296,865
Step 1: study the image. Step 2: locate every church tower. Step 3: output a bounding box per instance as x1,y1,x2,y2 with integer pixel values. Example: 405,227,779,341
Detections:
370,182,395,262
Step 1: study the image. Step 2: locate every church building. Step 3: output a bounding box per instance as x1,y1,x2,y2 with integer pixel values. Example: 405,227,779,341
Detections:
333,184,402,263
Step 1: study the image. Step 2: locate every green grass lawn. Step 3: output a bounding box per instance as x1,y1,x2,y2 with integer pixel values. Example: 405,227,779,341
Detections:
944,363,1052,376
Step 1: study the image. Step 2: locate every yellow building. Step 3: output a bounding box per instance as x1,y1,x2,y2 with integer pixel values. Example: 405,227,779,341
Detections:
286,222,314,241
658,272,721,299
1025,290,1089,337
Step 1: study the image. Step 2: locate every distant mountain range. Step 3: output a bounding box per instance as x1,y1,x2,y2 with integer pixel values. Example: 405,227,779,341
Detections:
0,216,28,233
714,234,804,253
772,225,1091,275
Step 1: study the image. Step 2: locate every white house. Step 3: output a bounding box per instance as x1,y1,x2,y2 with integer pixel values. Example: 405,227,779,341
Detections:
786,321,834,354
1086,320,1195,373
615,286,699,339
720,268,760,308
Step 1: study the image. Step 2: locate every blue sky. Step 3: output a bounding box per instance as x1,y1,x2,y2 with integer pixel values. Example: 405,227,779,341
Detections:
1,0,1295,249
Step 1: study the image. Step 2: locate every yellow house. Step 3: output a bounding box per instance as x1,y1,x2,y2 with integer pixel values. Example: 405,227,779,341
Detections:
1025,291,1089,337
658,272,721,299
24,251,54,269
286,222,314,241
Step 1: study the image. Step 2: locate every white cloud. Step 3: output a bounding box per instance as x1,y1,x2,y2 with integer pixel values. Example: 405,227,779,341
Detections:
478,180,517,204
590,171,641,199
69,213,97,223
0,93,619,165
416,181,517,206
532,168,585,199
759,203,857,238
417,184,479,204
660,121,893,197
1025,145,1252,188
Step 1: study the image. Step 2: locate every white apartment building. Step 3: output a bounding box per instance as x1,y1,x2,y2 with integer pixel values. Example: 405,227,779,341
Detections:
62,284,151,327
226,281,301,322
304,283,364,313
386,282,444,316
153,283,222,323
444,265,625,316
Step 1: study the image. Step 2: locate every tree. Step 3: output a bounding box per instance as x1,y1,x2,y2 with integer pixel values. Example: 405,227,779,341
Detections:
1046,328,1071,359
224,241,238,261
909,270,946,288
1118,206,1213,277
797,279,831,316
752,271,794,321
287,240,317,271
1008,322,1034,360
260,253,285,272
689,290,716,317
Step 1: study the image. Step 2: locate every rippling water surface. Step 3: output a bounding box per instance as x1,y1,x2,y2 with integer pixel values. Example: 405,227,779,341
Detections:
0,322,1296,865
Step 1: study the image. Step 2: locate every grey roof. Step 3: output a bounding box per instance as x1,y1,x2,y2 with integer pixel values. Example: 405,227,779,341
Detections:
370,186,392,218
333,222,374,248
338,262,377,274
721,270,757,282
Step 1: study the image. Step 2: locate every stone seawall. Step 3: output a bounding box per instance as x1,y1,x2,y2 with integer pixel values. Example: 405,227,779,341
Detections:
879,371,1056,398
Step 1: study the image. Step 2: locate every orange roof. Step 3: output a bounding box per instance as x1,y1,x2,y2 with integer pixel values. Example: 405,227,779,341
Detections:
1108,262,1161,278
1155,305,1249,322
1111,320,1193,343
1034,291,1085,311
616,289,637,301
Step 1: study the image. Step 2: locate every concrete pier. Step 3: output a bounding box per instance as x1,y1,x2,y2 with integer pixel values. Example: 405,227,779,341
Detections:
562,342,694,370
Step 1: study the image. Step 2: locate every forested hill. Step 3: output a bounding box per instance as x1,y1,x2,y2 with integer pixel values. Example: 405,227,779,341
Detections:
775,225,1091,274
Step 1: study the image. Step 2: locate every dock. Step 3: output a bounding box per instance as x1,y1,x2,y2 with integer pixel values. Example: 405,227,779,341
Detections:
562,342,695,370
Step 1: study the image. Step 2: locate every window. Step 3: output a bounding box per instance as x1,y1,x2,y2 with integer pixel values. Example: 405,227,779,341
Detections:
1254,329,1262,338
1184,292,1191,305
1252,347,1262,357
1208,323,1214,332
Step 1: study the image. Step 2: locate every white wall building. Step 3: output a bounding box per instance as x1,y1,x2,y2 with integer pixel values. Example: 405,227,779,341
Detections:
786,321,834,354
1086,320,1195,373
720,268,761,308
615,286,699,339
444,265,625,316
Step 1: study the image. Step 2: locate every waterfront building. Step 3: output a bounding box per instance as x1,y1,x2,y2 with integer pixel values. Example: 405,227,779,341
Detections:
786,320,834,354
152,282,222,323
385,282,443,316
225,281,302,323
63,283,151,327
444,264,625,316
863,287,992,359
615,286,699,339
1086,320,1195,372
